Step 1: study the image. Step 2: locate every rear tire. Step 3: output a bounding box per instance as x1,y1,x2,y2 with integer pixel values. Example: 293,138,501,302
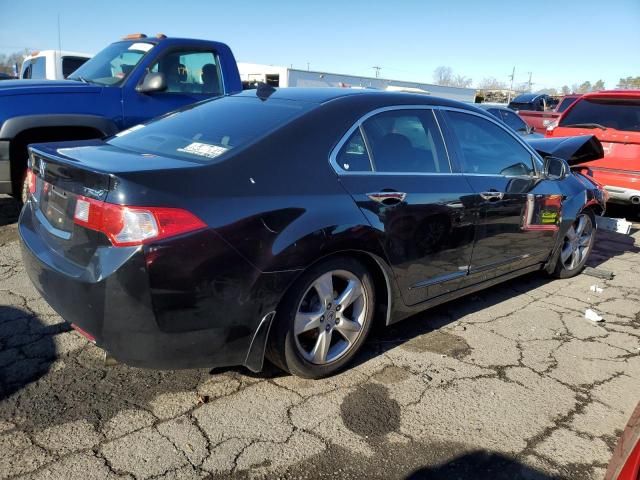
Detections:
267,256,375,379
551,210,596,279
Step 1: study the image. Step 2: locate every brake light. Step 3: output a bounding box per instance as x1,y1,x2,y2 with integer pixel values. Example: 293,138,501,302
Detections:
546,120,558,136
27,170,36,195
73,196,206,247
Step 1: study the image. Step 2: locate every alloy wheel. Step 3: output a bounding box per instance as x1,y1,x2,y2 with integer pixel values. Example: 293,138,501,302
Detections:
294,269,368,365
560,213,594,271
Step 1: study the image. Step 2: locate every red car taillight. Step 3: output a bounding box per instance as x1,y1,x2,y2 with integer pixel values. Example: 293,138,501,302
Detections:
27,169,36,195
73,196,206,247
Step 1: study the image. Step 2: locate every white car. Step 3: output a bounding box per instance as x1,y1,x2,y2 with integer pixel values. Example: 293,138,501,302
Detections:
20,50,92,80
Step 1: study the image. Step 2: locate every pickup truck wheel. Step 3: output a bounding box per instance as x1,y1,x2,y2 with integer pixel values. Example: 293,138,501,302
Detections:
267,257,375,379
552,211,596,279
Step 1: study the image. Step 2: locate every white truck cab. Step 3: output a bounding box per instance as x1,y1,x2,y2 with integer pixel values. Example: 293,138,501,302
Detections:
21,50,92,80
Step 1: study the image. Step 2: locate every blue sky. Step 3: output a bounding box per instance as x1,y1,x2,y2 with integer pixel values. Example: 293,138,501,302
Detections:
1,0,638,90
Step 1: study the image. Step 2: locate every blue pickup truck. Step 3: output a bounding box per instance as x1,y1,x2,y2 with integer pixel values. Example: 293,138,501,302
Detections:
0,34,242,201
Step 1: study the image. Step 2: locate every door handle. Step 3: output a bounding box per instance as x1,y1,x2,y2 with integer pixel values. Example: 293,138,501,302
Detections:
479,191,504,201
367,191,407,205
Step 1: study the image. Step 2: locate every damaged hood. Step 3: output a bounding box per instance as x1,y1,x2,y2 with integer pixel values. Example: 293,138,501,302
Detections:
526,135,604,165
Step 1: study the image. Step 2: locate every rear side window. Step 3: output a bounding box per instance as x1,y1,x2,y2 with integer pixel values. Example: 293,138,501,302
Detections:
559,98,640,132
361,110,449,173
557,97,577,113
336,130,372,172
108,96,311,163
446,111,535,176
62,56,88,78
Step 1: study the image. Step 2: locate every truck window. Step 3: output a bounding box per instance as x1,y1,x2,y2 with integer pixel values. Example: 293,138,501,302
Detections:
24,57,46,79
62,56,89,78
150,51,222,95
556,97,577,113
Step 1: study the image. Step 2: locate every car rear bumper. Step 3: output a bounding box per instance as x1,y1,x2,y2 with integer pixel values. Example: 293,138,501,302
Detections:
19,202,296,370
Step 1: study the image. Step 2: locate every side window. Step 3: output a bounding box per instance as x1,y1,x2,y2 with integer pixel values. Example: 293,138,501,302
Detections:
500,110,528,133
21,60,32,79
149,51,221,94
446,111,535,176
31,57,46,79
62,57,88,78
361,110,449,173
336,129,372,172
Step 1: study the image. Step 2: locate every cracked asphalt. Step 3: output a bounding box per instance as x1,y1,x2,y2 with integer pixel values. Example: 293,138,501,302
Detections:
1,194,639,480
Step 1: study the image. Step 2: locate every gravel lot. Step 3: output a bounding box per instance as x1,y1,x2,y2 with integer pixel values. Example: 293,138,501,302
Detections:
1,194,639,480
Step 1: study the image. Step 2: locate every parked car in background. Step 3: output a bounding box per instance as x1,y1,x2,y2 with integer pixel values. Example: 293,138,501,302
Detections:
605,401,640,480
476,104,542,137
19,88,606,379
0,33,242,203
0,72,17,81
508,93,555,112
547,90,640,206
510,94,581,133
20,50,92,80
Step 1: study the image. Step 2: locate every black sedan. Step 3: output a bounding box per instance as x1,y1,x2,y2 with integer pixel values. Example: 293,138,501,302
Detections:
19,88,606,378
476,103,543,138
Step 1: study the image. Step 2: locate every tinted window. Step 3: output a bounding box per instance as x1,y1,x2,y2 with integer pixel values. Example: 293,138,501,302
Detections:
336,129,372,172
108,96,311,163
557,97,577,113
447,111,535,176
361,110,449,173
500,110,528,132
559,98,640,132
21,60,33,79
150,51,221,94
62,56,88,78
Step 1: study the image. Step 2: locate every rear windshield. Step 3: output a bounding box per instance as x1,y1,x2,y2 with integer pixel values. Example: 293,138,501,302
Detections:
108,95,312,162
559,97,640,132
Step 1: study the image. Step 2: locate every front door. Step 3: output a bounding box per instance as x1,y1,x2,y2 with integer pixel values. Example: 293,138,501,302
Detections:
122,49,224,128
440,110,560,280
335,107,477,306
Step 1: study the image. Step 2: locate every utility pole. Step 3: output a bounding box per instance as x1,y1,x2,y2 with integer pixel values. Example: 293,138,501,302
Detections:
507,66,515,103
372,66,381,78
306,62,310,71
527,71,533,92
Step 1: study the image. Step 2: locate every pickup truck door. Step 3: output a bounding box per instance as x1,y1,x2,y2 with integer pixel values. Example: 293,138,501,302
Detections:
439,109,560,281
122,49,225,128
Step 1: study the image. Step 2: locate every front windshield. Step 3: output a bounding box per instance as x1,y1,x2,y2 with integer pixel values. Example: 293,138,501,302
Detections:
68,41,154,86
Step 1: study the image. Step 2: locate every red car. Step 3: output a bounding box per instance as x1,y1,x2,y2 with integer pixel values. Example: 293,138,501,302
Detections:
547,90,640,206
513,94,581,133
606,401,640,480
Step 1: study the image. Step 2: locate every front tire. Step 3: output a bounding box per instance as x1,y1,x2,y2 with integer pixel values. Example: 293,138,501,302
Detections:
267,256,375,379
552,210,596,279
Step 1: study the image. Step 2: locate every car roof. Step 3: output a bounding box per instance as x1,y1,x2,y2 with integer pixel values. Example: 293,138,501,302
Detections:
235,87,481,111
580,90,640,99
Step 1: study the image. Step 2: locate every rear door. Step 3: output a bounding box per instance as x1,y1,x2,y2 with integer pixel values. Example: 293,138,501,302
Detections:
440,109,560,280
334,106,477,306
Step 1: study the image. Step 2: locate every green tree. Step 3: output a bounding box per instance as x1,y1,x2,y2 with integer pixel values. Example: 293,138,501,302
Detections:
478,77,506,90
578,81,592,93
617,76,640,89
561,85,571,95
592,79,605,91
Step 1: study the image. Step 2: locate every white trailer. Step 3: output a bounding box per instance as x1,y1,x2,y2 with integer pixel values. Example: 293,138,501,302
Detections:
238,63,476,103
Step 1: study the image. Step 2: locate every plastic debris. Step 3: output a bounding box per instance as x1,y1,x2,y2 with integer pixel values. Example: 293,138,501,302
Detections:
584,267,614,280
590,285,604,294
585,309,604,322
595,216,632,235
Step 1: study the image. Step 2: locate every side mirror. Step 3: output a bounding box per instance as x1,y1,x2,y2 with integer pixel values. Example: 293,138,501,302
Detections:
136,72,167,93
543,156,569,180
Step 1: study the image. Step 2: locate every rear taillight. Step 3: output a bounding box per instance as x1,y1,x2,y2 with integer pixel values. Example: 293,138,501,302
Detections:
73,196,206,247
27,169,36,195
546,120,558,136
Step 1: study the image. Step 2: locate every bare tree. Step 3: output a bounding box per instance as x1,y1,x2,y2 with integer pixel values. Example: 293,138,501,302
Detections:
0,50,27,76
478,77,507,90
617,76,640,89
561,85,571,95
577,81,592,93
537,88,558,96
452,74,472,88
592,79,605,91
433,66,453,86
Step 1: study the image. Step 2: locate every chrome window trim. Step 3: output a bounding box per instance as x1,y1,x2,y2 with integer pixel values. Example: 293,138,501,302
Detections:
329,104,545,178
329,105,454,176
